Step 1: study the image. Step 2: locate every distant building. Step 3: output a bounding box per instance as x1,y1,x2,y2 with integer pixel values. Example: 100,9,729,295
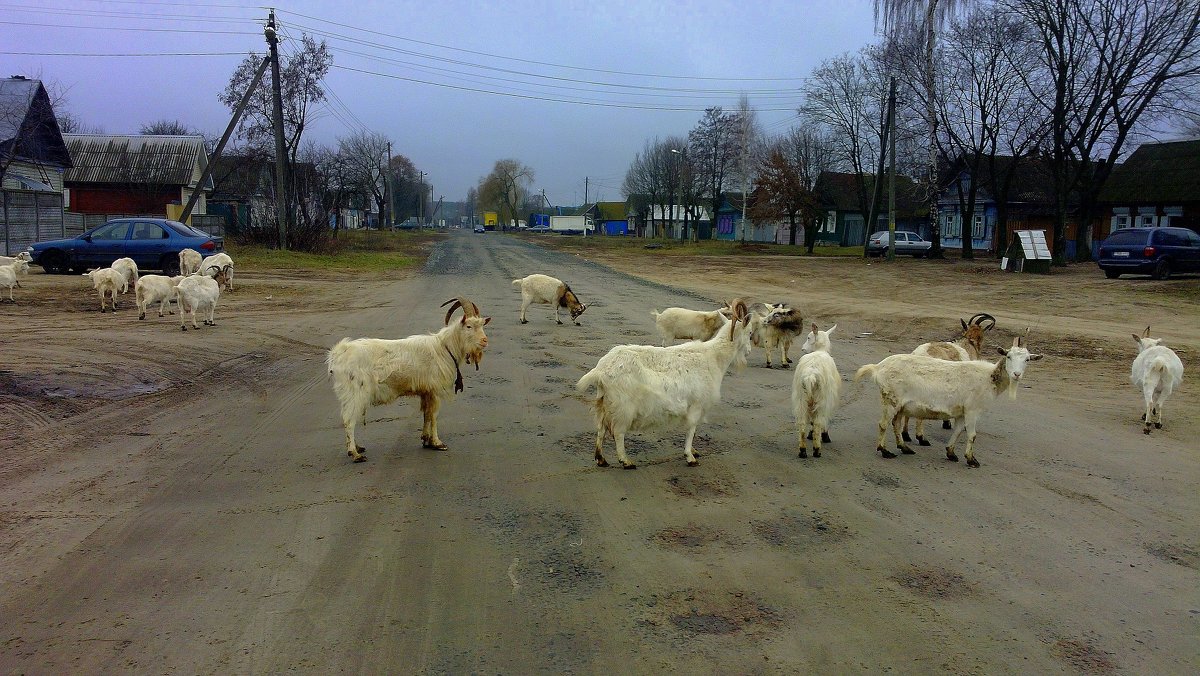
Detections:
0,76,73,254
63,134,213,217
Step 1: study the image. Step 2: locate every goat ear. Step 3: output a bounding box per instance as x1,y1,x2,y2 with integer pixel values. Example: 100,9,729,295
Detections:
1132,333,1143,345
996,347,1008,356
484,317,492,326
811,322,818,334
961,318,969,331
827,324,836,334
1028,353,1044,361
1143,326,1151,338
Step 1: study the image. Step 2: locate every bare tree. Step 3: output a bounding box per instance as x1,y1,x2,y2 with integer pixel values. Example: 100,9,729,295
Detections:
753,125,832,253
688,107,741,242
1002,0,1200,261
734,95,765,240
338,131,391,229
478,159,534,229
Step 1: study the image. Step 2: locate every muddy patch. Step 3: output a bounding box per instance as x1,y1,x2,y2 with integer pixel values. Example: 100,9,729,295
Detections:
729,398,764,410
479,374,512,385
533,547,606,593
652,524,725,549
619,328,650,337
1144,541,1199,569
531,385,556,394
751,511,853,549
543,375,573,384
1040,482,1109,509
527,358,565,368
1050,637,1117,674
549,338,580,347
641,589,781,638
666,470,739,500
862,470,901,488
893,566,976,599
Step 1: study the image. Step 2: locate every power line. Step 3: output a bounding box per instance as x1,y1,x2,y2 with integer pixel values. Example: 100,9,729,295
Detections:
0,19,258,34
0,3,259,24
0,50,246,57
279,9,805,82
330,63,800,112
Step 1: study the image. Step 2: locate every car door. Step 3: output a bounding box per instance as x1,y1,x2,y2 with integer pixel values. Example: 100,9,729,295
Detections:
127,221,171,269
893,232,910,254
79,221,130,267
1181,229,1200,272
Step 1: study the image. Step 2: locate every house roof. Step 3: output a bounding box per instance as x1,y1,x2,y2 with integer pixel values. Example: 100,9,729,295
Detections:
63,134,212,189
0,77,72,168
595,201,626,220
1099,139,1200,204
817,171,927,217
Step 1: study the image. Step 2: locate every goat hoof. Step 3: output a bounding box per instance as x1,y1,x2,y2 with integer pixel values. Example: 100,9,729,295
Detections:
596,458,609,468
966,457,980,468
900,445,916,455
879,448,897,459
621,463,637,470
901,430,912,442
138,314,145,320
352,455,367,463
556,320,563,325
686,459,699,467
813,449,821,458
946,450,959,462
942,420,952,430
798,449,808,458
180,326,187,331
1143,427,1151,435
1154,422,1162,429
520,319,528,324
820,432,831,444
917,437,931,447
356,445,365,453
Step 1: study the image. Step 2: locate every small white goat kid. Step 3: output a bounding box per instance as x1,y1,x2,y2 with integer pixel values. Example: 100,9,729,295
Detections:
792,323,840,459
651,305,730,345
0,259,30,302
576,300,753,469
327,297,492,462
1130,326,1184,434
856,334,1043,468
199,252,234,291
179,248,202,276
174,266,227,330
84,268,126,312
110,257,138,294
512,274,587,324
0,251,33,266
135,274,184,319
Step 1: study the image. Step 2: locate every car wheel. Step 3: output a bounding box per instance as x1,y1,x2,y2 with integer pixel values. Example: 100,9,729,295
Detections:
1153,259,1171,280
41,251,70,275
1103,268,1120,279
160,255,181,277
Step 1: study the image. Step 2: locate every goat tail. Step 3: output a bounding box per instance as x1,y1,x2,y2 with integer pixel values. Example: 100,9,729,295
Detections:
576,368,602,399
325,337,355,375
134,281,144,306
1146,358,1169,389
511,279,522,290
854,363,877,383
801,370,821,394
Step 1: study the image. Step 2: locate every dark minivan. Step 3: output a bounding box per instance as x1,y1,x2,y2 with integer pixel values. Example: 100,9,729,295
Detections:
1096,226,1200,279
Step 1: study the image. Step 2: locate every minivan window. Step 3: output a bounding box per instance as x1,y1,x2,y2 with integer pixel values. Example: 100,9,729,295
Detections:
1154,230,1184,246
1104,230,1147,245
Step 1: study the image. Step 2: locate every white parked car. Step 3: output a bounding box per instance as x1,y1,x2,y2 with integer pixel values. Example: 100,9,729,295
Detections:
867,230,932,258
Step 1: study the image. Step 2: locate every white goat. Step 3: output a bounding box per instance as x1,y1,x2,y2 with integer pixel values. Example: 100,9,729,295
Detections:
174,266,227,330
576,300,754,468
84,268,126,312
652,305,728,345
179,248,202,276
1130,326,1184,434
792,323,840,459
135,274,184,320
855,334,1043,468
326,297,492,462
199,252,234,291
0,259,30,302
756,303,805,368
0,251,33,266
110,257,138,294
904,313,997,444
512,273,587,324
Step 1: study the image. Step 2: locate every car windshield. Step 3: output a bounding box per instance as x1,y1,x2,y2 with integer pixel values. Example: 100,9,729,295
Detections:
1104,230,1147,245
164,221,210,238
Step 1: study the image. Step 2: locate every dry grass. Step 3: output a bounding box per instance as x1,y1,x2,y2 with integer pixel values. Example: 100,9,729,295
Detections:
226,229,444,273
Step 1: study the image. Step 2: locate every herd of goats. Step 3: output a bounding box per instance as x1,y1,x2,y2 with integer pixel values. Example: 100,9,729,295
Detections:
1,251,1185,465
0,248,235,330
325,272,1187,468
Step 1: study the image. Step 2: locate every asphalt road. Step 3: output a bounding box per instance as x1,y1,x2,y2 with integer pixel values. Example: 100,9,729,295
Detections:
1,230,1196,673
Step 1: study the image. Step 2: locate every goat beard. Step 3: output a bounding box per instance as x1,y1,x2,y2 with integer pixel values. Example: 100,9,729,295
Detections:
465,347,485,370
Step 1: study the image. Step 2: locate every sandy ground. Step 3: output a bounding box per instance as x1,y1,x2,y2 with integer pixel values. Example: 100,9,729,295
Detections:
0,232,1196,673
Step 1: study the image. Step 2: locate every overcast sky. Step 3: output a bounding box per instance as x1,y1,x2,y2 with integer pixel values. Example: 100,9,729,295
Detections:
3,0,883,205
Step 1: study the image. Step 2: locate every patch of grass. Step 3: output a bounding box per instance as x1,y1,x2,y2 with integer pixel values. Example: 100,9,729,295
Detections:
512,232,862,258
227,229,443,272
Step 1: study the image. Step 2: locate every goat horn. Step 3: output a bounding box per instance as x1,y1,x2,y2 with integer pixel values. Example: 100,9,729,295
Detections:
441,298,464,324
969,313,996,330
1143,325,1151,338
441,296,480,324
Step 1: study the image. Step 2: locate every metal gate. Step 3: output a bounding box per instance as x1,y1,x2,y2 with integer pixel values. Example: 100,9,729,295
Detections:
1,189,65,255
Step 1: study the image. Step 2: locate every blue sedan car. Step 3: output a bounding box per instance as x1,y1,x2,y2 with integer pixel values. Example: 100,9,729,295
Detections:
27,218,224,275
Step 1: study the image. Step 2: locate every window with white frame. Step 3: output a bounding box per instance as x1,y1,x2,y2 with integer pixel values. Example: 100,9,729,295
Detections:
1140,214,1157,227
943,211,960,238
1114,215,1131,229
972,213,985,239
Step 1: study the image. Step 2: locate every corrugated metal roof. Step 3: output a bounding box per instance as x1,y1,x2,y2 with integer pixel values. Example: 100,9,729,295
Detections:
63,134,213,189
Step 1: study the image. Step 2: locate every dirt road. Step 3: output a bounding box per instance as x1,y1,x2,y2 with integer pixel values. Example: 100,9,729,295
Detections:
1,231,1196,673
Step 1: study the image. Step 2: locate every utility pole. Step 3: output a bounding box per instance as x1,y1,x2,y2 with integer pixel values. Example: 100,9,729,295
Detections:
584,177,589,205
418,171,425,224
886,76,897,263
385,141,393,229
266,10,289,249
180,55,269,223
